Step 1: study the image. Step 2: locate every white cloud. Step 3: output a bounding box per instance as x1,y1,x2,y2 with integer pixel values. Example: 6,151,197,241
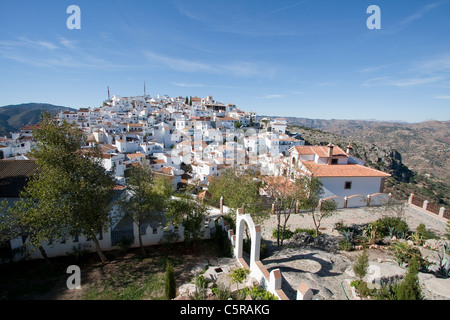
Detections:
435,95,450,100
143,50,272,77
258,94,284,99
362,76,442,87
384,2,444,34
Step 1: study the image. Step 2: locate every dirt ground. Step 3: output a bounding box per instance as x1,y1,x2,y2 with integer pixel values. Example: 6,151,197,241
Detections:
0,241,221,300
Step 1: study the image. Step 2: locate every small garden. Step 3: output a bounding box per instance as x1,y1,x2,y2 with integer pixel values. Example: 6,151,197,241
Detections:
267,215,450,300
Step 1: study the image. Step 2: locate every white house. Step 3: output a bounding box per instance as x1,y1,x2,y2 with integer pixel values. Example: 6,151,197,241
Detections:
287,144,391,198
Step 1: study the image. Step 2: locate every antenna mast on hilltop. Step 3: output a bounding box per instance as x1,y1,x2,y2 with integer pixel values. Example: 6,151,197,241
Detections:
107,86,110,100
144,81,146,97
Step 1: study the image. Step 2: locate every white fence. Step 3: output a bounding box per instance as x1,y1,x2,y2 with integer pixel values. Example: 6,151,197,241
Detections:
10,218,217,261
322,192,392,209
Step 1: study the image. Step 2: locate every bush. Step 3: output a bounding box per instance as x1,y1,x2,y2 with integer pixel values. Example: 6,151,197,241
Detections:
389,241,430,271
376,217,410,238
350,280,376,298
116,238,132,254
244,286,278,300
294,228,317,237
376,259,422,300
353,249,369,280
415,223,438,241
211,283,232,300
397,259,422,300
272,228,294,240
164,260,176,300
339,239,353,251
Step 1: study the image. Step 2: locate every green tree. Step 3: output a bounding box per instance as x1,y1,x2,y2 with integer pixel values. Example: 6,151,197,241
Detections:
264,175,303,246
228,267,249,291
165,259,176,300
397,259,422,300
166,194,209,247
12,112,116,264
208,168,268,226
118,164,173,256
298,176,337,237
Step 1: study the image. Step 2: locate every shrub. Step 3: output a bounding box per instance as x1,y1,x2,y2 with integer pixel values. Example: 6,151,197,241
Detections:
160,230,180,247
211,283,232,300
164,260,176,300
389,241,430,271
244,286,278,300
415,223,438,241
272,228,294,240
376,217,410,238
339,239,353,251
189,275,208,300
115,237,132,254
396,259,422,300
350,279,376,298
294,228,317,237
353,249,369,280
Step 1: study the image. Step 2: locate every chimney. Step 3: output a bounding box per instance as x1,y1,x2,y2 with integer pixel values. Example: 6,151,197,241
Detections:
327,143,334,165
346,145,353,155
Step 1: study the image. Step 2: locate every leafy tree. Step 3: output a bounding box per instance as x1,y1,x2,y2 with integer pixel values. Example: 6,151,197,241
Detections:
118,164,173,256
166,194,209,247
264,175,304,246
208,168,268,226
11,112,116,264
298,176,337,237
228,267,249,291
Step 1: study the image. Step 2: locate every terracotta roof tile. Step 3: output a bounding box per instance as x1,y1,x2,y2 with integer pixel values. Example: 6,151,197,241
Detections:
302,161,391,178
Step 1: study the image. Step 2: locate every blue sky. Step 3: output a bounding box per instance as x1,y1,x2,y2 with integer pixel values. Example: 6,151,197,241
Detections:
1,0,449,122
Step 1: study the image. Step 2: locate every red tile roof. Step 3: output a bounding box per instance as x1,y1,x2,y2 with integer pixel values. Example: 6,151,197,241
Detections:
302,161,391,178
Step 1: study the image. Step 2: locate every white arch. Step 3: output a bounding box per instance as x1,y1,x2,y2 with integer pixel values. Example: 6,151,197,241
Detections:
234,208,261,270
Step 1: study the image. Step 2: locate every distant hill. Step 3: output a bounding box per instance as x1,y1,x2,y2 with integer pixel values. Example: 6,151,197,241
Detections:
0,103,76,136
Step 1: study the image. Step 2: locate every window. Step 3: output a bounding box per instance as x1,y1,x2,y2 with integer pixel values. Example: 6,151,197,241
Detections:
345,181,352,189
331,158,338,165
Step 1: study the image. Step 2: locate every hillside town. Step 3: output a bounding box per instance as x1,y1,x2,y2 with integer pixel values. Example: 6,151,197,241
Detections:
0,93,393,200
1,94,449,302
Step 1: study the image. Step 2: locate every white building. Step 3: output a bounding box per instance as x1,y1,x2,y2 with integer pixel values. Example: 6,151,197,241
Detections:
287,144,391,198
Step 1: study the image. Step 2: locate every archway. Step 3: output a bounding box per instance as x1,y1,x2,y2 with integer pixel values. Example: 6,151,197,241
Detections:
234,209,261,270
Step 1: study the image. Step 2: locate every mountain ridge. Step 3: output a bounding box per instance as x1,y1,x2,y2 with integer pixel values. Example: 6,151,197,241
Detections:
0,103,76,136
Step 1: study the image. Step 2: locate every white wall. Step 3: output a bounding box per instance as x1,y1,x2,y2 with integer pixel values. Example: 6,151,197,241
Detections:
320,177,383,198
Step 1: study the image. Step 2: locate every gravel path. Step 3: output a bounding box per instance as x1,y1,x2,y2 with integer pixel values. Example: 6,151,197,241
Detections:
260,205,448,239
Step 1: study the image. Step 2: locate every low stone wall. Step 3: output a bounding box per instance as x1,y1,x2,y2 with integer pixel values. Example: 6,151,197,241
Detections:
321,193,392,209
